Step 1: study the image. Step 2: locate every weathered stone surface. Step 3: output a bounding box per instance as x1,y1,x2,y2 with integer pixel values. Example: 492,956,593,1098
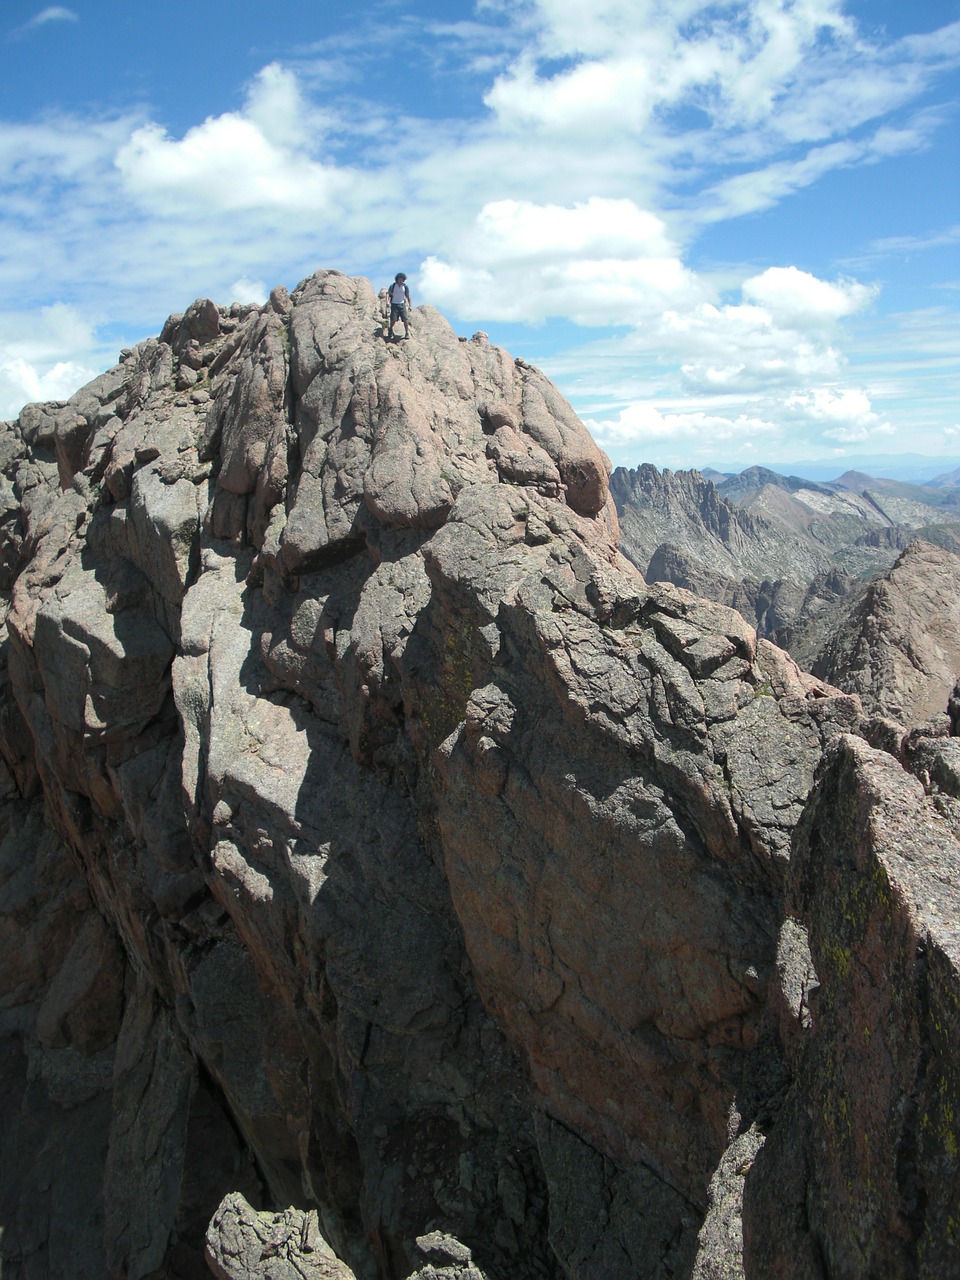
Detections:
744,735,960,1280
810,539,960,726
0,790,120,1280
405,1231,487,1280
0,666,257,1280
612,466,960,690
691,1127,765,1280
206,1193,356,1280
2,269,958,1280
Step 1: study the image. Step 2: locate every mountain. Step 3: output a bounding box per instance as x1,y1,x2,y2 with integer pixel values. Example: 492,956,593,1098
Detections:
2,271,960,1280
716,453,960,484
610,464,836,634
714,464,834,502
613,461,960,720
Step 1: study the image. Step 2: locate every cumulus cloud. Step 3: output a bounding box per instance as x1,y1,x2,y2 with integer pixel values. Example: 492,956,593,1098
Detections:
2,1,955,458
586,402,782,449
418,189,889,461
550,251,893,462
0,302,104,419
488,0,858,142
583,381,895,458
485,56,661,136
741,266,876,326
421,196,706,324
481,0,960,243
785,387,895,442
657,301,843,389
605,265,876,396
228,278,269,306
478,197,675,260
486,0,880,151
0,356,95,418
115,64,350,215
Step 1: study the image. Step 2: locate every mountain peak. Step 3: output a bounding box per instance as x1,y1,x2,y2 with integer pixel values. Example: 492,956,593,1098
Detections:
4,271,960,1280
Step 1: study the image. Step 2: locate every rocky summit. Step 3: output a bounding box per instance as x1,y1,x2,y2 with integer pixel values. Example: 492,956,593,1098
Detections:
1,270,959,1280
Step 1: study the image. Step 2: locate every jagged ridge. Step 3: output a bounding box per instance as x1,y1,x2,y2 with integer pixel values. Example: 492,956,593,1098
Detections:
1,271,959,1280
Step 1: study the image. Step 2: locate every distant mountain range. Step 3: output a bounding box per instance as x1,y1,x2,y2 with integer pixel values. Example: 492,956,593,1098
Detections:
611,460,960,676
703,453,960,485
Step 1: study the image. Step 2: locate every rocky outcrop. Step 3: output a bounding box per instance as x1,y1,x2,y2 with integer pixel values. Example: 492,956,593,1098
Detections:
1,270,959,1279
205,1194,358,1280
744,734,960,1279
809,540,960,726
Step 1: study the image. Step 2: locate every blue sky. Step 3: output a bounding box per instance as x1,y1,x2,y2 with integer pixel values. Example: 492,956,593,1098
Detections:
1,0,958,473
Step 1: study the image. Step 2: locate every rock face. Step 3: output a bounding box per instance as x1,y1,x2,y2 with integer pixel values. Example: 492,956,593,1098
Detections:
745,734,960,1280
1,270,959,1279
806,540,960,726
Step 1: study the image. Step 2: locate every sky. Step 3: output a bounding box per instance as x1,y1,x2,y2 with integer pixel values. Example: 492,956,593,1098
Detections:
1,0,958,475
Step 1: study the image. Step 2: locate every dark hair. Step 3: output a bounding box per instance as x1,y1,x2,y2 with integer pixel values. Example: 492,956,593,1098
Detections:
396,273,406,281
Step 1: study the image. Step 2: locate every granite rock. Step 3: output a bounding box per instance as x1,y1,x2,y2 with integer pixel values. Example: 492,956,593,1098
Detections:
0,270,957,1280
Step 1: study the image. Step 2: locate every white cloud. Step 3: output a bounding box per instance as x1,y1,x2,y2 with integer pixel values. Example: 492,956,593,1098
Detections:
586,402,782,449
538,249,900,465
0,302,106,419
0,302,95,363
638,266,875,393
864,224,960,259
477,197,675,260
30,6,78,25
9,6,78,39
116,120,335,214
421,196,706,324
741,266,876,327
785,387,895,442
657,302,843,388
697,141,860,222
1,2,956,465
0,356,95,419
480,0,959,242
228,277,268,306
243,62,331,151
485,56,660,136
484,0,895,153
582,381,896,459
115,65,350,216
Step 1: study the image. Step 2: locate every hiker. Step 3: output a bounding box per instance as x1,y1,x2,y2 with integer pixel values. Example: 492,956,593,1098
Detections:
386,273,411,340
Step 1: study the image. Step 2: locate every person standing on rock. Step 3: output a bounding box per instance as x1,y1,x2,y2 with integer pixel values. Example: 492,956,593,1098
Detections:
386,273,411,340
